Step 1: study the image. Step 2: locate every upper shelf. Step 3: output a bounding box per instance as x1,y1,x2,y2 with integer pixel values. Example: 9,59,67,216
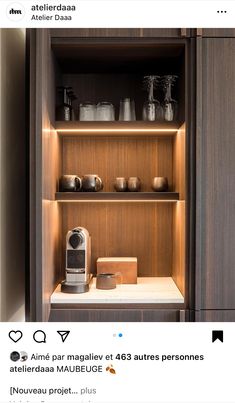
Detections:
55,192,179,202
55,121,180,137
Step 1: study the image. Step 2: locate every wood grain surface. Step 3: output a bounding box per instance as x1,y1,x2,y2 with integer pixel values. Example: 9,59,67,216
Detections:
173,123,186,200
61,203,173,277
195,310,235,322
49,308,181,322
62,136,173,192
32,30,63,321
196,38,235,310
200,29,235,38
50,29,142,38
50,28,186,39
172,201,186,295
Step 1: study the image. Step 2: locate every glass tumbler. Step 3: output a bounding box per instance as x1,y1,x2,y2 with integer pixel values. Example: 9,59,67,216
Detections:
96,102,115,121
79,102,96,121
119,98,136,121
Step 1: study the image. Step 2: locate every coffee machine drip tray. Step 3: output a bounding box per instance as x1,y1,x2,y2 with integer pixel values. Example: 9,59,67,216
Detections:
61,274,93,294
51,277,184,304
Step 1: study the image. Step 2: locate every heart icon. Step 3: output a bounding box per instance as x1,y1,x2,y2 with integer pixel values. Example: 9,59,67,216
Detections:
9,330,23,343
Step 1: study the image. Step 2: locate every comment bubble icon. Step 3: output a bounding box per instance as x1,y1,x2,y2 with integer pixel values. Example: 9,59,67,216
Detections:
33,330,46,343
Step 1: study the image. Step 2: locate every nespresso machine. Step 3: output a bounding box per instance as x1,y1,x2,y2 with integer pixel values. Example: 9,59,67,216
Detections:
61,227,92,293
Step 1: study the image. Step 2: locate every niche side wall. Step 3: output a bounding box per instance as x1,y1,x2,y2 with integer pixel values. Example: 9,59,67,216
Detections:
0,29,26,321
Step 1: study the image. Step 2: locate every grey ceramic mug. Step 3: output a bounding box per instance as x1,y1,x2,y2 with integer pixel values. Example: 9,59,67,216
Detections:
59,175,82,192
151,177,168,192
81,174,103,192
114,177,127,192
127,177,141,192
96,272,122,290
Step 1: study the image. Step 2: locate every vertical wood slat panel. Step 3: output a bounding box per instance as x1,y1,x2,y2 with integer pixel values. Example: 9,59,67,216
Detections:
34,30,62,321
50,29,142,38
62,136,173,192
196,38,235,309
49,309,180,322
173,123,186,200
172,202,186,295
62,203,173,277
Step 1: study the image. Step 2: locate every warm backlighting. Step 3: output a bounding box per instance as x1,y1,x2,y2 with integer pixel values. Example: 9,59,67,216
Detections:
55,121,179,136
56,128,178,134
55,199,179,203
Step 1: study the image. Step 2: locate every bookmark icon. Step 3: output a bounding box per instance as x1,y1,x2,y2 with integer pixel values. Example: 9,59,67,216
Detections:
212,330,223,343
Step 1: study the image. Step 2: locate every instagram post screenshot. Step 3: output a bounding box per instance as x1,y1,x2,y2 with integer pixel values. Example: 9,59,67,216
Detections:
0,1,235,402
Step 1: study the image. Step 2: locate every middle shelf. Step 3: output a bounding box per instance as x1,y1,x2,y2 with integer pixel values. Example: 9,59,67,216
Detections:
55,192,180,202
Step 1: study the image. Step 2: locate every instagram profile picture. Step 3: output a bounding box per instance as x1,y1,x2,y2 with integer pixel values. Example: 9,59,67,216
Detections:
7,2,25,22
10,351,20,362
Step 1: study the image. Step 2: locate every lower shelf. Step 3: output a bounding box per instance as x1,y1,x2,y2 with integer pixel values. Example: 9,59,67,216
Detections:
51,277,184,305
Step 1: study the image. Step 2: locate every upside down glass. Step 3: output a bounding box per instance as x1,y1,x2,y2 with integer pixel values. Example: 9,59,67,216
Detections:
162,75,178,122
142,75,164,122
96,102,115,121
119,98,136,121
79,102,96,121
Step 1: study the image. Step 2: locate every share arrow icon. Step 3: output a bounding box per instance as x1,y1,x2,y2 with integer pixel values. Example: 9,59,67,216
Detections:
57,330,70,343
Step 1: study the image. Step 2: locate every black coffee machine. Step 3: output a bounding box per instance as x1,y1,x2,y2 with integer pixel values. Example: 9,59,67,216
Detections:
61,227,92,293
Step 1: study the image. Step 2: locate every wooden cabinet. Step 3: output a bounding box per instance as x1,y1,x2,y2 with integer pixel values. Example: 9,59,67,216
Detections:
29,29,62,321
200,29,235,37
28,28,191,321
49,308,183,322
50,28,189,38
28,28,235,322
196,311,235,322
141,29,191,38
195,38,235,313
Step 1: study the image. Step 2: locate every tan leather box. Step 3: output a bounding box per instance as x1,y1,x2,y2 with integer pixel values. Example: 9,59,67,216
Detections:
96,257,137,284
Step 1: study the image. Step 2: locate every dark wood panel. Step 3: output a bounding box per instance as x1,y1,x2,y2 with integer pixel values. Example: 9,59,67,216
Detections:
141,29,187,38
62,74,181,118
49,309,142,321
201,29,235,37
62,203,173,277
50,29,193,39
28,29,37,321
49,308,180,321
196,38,235,310
51,29,141,38
173,123,186,200
196,310,235,322
142,310,180,321
186,37,196,316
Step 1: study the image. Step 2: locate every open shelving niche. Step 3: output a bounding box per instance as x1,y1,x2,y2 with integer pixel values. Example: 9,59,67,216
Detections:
48,38,187,308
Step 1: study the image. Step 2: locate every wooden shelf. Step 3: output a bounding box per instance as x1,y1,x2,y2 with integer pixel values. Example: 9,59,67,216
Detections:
55,192,179,202
55,121,179,137
51,277,184,305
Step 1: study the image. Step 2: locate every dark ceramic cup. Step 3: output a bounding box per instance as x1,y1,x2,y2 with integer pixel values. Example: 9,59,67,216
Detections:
151,177,168,192
81,174,103,192
114,177,127,192
96,273,116,290
96,273,122,290
59,175,82,192
127,177,141,192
